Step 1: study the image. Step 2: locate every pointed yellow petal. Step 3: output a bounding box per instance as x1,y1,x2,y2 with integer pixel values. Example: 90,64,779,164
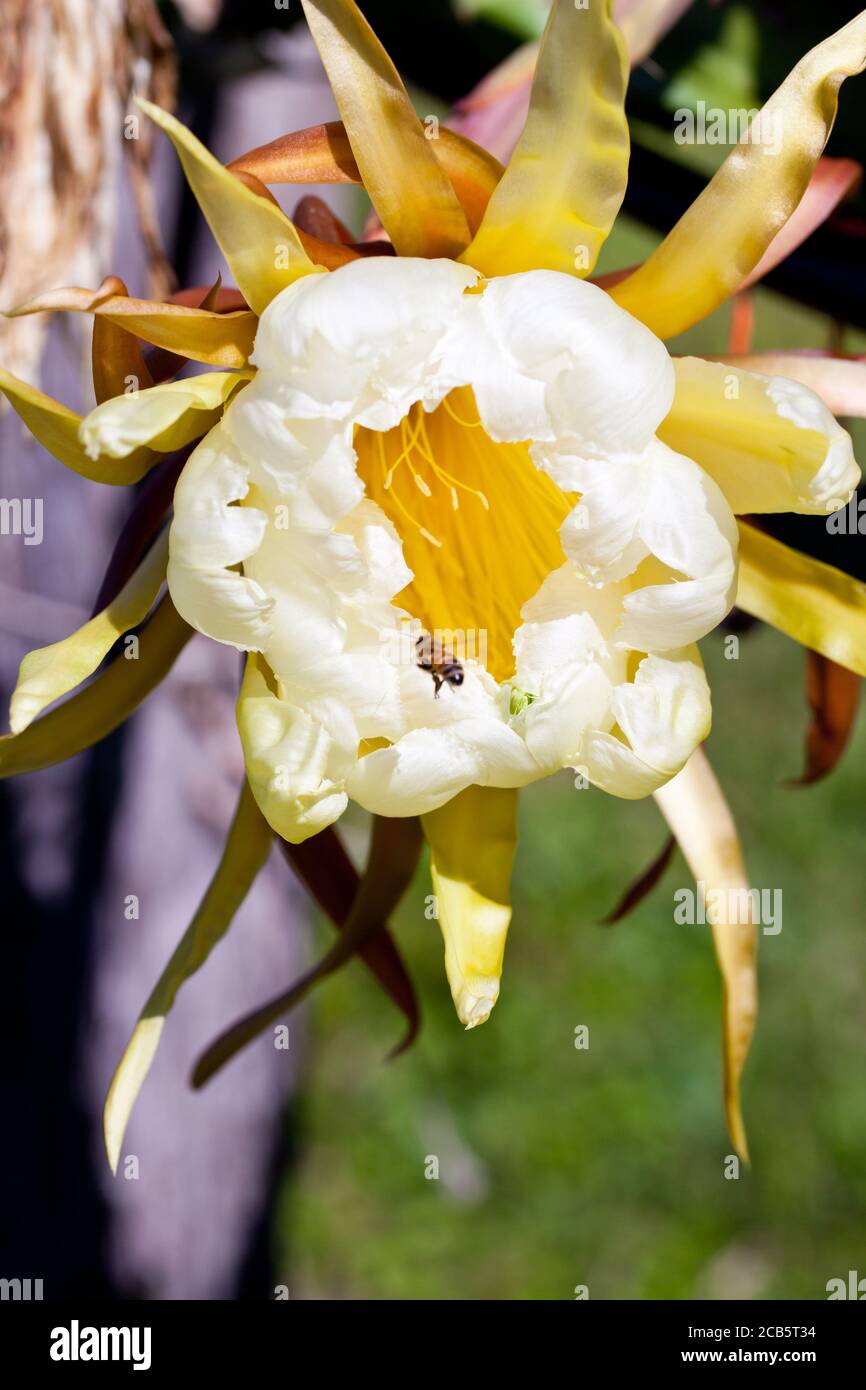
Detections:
79,370,251,461
103,782,272,1173
137,98,317,314
299,0,471,257
654,749,756,1162
461,0,629,277
0,367,155,485
421,785,518,1029
6,286,257,368
737,521,866,676
10,530,169,735
231,121,503,238
610,12,866,338
0,596,191,777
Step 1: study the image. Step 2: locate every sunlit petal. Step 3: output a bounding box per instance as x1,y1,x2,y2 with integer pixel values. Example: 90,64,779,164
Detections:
230,120,503,237
137,98,317,313
0,367,155,486
80,371,252,461
462,0,629,277
421,785,518,1029
737,521,866,676
237,654,355,843
660,357,860,515
610,12,866,337
712,352,866,420
6,284,257,368
299,0,471,256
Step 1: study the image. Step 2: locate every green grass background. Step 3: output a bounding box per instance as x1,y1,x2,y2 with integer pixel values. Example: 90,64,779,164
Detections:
272,218,866,1300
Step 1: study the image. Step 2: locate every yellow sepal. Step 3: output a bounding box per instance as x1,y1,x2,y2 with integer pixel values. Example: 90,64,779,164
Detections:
611,12,866,338
0,596,191,777
138,98,318,313
0,367,156,486
10,530,169,734
103,782,272,1173
421,785,518,1028
655,750,756,1163
737,522,866,677
461,0,629,277
299,0,471,257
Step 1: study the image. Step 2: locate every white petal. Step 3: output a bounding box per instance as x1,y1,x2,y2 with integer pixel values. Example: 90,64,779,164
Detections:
239,658,357,843
223,372,356,496
580,650,711,799
520,662,613,772
544,453,649,582
81,371,248,460
612,651,711,775
167,425,272,649
348,727,484,817
466,271,675,447
252,256,479,429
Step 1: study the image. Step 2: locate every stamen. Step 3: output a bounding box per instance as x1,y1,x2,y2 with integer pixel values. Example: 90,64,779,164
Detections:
376,430,443,547
441,394,484,428
413,408,490,511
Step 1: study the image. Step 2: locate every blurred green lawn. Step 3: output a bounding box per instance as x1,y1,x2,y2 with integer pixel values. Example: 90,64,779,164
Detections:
273,219,866,1300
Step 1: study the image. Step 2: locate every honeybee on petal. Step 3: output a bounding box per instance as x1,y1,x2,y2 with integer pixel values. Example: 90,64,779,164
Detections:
415,633,465,698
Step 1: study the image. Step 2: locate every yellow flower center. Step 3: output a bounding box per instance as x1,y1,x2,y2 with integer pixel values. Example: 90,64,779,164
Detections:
354,387,572,682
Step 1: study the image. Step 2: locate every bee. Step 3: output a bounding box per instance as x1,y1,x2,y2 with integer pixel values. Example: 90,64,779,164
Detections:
415,633,464,698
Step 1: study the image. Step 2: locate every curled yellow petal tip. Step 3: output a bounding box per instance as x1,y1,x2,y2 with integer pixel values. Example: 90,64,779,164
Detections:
421,785,518,1029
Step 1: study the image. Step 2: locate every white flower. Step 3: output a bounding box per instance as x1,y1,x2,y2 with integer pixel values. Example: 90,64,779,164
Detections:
167,256,733,834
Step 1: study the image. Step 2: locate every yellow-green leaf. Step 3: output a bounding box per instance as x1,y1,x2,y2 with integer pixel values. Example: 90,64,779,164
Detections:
461,0,629,277
737,521,866,676
103,782,273,1173
137,98,317,314
9,530,169,734
421,785,518,1029
299,0,471,257
0,595,191,777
